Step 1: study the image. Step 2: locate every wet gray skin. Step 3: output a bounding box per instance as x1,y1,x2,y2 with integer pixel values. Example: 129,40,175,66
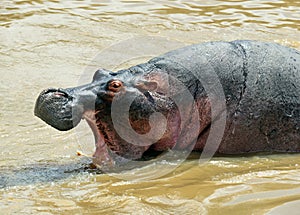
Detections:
35,40,300,168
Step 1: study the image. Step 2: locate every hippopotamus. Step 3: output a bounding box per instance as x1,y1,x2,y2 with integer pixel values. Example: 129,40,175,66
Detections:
34,40,300,168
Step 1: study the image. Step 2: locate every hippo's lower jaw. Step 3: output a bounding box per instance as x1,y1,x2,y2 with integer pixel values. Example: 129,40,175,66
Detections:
82,110,153,169
82,111,116,168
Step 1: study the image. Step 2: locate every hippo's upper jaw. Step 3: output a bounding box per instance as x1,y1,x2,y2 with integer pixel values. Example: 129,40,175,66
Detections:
34,88,83,131
34,69,118,131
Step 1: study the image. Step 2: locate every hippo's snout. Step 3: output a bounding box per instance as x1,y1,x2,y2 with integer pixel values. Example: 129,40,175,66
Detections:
34,88,82,131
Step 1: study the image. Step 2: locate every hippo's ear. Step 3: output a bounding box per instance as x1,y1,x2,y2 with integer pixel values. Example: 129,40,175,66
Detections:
93,68,113,81
135,80,158,92
134,72,169,94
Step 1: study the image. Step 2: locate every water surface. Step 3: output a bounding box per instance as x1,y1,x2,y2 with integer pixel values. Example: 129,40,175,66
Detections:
1,0,300,214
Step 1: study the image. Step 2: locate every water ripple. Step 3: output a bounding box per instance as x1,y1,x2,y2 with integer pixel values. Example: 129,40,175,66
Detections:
0,0,299,30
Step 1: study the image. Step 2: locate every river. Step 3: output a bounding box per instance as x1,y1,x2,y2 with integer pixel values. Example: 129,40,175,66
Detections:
0,0,300,214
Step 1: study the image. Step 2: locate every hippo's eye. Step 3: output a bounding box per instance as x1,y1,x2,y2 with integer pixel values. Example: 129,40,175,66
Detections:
108,80,123,92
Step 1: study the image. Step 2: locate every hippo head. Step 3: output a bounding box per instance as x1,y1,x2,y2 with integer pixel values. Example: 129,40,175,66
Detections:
35,67,183,168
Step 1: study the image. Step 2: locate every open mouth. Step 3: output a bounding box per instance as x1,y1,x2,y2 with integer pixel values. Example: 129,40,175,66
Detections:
81,109,161,168
82,111,103,148
81,111,118,168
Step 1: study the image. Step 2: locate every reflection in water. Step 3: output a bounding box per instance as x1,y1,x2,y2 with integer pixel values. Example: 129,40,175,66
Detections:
0,0,300,214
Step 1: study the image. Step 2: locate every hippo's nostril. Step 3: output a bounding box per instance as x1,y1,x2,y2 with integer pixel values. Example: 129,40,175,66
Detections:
43,88,69,98
53,91,67,97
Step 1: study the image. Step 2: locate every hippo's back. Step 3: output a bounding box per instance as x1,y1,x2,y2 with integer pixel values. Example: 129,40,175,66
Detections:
219,40,300,153
148,40,300,153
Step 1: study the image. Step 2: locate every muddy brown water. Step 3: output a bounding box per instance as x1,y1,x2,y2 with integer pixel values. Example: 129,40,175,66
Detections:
1,0,300,214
